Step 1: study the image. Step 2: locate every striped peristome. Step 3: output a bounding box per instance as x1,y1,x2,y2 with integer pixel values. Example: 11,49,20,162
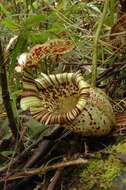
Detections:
21,71,89,123
20,39,115,136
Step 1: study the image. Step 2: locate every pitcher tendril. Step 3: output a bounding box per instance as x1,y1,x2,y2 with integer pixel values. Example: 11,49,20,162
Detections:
20,39,115,136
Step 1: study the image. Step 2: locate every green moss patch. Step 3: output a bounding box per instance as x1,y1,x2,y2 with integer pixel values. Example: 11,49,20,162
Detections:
72,142,126,190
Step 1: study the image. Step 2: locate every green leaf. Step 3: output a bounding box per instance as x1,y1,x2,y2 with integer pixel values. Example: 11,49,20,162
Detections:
23,14,46,29
43,0,49,3
56,0,69,11
0,118,12,144
28,31,57,44
9,33,28,79
26,118,48,138
1,18,20,31
48,23,66,33
0,3,10,16
32,1,40,9
87,3,101,13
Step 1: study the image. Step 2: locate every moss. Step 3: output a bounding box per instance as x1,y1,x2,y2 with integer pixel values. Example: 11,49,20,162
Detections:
110,142,126,153
72,142,126,190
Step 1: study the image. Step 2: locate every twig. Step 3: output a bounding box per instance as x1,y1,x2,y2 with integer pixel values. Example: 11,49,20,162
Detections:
0,41,19,139
47,169,63,190
96,62,126,85
24,126,64,168
0,127,66,190
91,0,109,87
0,126,64,189
25,139,52,168
1,158,88,182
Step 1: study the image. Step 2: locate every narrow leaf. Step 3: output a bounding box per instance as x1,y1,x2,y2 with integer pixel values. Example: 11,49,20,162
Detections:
23,14,46,29
1,18,20,31
9,33,28,79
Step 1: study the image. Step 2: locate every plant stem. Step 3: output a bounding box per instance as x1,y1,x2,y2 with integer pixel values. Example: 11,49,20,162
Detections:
1,158,88,181
0,41,19,139
91,0,109,87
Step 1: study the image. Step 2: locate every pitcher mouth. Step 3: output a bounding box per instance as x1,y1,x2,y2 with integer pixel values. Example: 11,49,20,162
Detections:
21,71,90,125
